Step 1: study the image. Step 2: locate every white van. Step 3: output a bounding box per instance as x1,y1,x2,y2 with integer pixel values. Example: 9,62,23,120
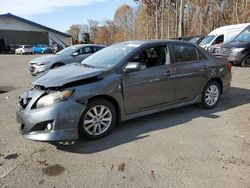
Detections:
199,23,250,49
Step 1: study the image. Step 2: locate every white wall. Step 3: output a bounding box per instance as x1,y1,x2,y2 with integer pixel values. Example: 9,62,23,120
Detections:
0,16,71,47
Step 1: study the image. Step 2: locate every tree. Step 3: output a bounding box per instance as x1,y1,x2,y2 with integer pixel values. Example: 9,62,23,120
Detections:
67,24,81,44
114,4,135,41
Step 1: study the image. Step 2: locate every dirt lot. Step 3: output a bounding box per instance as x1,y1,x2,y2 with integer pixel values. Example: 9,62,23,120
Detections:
0,55,249,188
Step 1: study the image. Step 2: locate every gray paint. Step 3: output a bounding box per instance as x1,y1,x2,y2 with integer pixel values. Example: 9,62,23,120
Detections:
16,40,232,141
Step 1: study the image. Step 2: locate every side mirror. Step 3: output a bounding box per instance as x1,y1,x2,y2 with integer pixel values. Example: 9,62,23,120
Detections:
72,52,79,56
124,62,141,73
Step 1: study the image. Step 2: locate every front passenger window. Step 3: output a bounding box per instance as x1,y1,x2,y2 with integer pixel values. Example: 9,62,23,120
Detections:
79,47,92,54
130,46,167,70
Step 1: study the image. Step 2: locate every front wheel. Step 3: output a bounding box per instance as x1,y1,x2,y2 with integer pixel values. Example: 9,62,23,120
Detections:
200,81,221,109
241,55,250,67
79,99,117,140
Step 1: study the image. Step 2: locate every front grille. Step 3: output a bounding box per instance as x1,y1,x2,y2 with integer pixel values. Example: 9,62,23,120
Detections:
220,47,232,56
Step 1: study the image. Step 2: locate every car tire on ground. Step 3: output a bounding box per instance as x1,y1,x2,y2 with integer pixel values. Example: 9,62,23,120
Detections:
79,99,117,140
241,55,250,67
199,80,221,109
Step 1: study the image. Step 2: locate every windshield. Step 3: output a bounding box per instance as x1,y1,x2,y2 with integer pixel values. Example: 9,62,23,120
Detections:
56,46,78,55
233,26,250,42
80,43,140,69
224,35,236,44
200,35,216,46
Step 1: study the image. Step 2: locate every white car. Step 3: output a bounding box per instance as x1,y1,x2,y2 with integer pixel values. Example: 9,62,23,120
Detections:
15,45,33,55
199,23,250,50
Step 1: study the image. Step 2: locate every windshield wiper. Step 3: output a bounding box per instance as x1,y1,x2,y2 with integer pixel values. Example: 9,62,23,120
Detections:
81,63,95,68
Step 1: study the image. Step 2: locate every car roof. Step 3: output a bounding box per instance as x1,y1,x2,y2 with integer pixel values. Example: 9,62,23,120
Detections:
208,23,250,35
72,44,105,47
119,39,195,46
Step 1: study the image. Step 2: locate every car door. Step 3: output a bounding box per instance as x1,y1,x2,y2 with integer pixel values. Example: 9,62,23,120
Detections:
122,45,176,114
169,42,208,102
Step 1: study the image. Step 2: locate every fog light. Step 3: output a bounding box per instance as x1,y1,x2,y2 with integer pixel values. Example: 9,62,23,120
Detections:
47,123,53,131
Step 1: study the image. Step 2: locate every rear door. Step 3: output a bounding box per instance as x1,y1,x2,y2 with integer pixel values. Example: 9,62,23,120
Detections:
122,44,176,114
169,42,208,102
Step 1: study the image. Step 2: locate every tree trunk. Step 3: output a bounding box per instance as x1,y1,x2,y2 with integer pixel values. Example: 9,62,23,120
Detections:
178,0,184,37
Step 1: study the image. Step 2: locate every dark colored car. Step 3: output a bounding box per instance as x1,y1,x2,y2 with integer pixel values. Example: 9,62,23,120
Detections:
16,40,232,142
4,44,18,54
219,25,250,66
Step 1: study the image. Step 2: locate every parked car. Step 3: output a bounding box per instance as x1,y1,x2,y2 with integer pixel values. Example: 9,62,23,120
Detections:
15,45,33,55
16,40,232,142
4,44,18,54
219,25,250,67
199,23,249,50
32,44,52,54
28,44,105,75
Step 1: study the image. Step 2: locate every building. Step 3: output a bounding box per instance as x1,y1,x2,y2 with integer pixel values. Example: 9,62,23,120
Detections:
0,13,72,52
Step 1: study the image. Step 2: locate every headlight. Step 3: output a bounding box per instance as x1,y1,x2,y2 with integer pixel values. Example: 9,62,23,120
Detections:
36,90,74,108
232,48,244,53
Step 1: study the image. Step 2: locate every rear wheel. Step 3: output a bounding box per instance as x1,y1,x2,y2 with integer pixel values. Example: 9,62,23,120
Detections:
200,81,221,109
241,55,250,67
79,99,117,140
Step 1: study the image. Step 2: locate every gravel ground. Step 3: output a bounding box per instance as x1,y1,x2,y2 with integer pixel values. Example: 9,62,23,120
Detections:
0,55,249,188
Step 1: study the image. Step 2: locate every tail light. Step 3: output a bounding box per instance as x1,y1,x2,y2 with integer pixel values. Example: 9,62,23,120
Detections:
227,63,232,72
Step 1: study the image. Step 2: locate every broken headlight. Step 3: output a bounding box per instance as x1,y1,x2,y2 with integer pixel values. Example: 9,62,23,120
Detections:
36,90,73,108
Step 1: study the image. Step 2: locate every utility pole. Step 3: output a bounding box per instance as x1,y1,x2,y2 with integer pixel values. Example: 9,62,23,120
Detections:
178,0,184,38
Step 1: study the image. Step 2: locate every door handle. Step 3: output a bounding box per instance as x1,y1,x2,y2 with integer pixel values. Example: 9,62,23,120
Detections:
199,65,207,71
164,70,173,76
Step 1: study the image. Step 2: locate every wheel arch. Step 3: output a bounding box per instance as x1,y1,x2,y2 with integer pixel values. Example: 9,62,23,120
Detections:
86,95,121,123
207,77,223,94
51,62,65,68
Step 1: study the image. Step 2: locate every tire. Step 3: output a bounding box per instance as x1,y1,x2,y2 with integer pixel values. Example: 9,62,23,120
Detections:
241,55,250,67
52,63,64,69
79,99,117,140
200,81,221,109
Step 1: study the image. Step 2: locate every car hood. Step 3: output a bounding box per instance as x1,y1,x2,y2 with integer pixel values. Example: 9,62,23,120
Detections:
223,40,250,48
30,54,68,63
32,64,104,88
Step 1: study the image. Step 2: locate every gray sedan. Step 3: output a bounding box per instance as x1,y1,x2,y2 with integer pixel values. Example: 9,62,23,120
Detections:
16,40,232,141
28,44,104,75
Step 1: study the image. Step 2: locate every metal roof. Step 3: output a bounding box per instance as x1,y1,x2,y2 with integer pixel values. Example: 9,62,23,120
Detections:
0,13,71,38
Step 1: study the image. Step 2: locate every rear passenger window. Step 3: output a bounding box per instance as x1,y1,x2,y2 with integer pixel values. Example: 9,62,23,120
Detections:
171,43,199,63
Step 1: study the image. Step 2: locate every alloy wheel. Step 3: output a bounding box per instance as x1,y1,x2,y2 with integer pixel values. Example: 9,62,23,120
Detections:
83,105,112,136
205,85,219,106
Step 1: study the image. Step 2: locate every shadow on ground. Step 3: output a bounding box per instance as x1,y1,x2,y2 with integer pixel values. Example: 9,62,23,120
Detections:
52,87,250,154
0,86,16,94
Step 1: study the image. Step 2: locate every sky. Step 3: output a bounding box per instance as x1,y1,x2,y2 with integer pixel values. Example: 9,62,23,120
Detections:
0,0,137,33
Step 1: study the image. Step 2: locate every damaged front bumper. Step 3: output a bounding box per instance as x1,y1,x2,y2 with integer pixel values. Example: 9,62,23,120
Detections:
16,90,86,142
